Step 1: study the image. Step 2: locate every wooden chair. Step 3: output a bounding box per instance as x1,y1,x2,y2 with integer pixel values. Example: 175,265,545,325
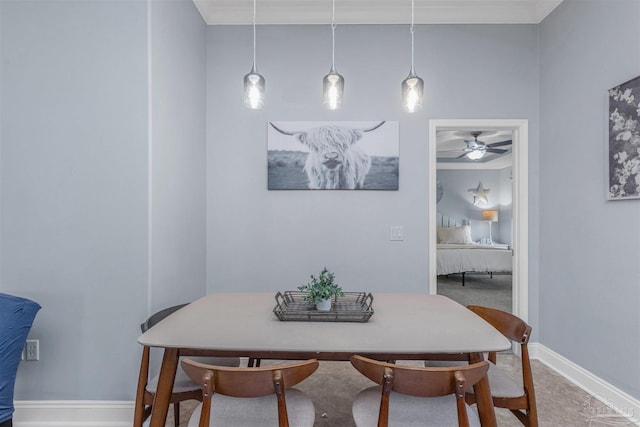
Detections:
465,305,538,427
350,355,490,427
133,304,240,427
181,358,319,427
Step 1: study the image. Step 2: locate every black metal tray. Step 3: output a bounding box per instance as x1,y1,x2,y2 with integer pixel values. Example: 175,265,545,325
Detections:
273,291,374,322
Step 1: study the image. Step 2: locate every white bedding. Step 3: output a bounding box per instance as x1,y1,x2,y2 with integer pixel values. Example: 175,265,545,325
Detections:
437,243,512,276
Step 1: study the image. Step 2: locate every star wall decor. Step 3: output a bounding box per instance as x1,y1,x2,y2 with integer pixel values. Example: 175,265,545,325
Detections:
468,181,490,206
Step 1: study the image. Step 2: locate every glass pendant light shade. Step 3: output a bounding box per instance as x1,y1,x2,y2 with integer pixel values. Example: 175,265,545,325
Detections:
324,0,343,110
323,66,344,110
244,65,265,109
402,0,423,113
244,0,264,109
402,70,424,113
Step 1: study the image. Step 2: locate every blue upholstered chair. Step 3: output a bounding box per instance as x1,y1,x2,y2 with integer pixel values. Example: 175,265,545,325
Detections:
0,293,41,427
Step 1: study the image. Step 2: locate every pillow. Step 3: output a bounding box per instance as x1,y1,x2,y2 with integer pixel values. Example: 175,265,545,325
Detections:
437,225,473,244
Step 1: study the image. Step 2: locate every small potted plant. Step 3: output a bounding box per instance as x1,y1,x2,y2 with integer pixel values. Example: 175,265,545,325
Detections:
298,267,344,311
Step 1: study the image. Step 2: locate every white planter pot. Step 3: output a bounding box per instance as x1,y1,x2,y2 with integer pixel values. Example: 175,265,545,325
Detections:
316,298,332,311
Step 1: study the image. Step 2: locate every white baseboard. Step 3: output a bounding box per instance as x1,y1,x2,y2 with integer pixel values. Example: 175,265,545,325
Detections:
530,342,639,425
13,401,134,427
12,348,640,426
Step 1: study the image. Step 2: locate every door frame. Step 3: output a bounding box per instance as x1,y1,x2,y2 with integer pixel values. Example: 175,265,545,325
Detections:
428,119,529,322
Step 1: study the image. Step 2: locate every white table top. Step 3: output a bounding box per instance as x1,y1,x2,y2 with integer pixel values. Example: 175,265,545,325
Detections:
138,293,509,357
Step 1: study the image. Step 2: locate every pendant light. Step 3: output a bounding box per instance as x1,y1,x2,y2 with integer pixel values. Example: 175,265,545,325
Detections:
243,0,265,109
402,0,424,113
323,0,344,110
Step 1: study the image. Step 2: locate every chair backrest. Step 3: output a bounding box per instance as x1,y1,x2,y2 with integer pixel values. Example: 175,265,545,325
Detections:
140,303,188,333
466,305,537,427
466,305,532,366
350,355,489,427
0,294,41,423
467,305,531,345
181,358,319,427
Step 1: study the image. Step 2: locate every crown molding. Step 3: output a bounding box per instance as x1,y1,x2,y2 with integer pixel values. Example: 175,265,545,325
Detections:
193,0,564,25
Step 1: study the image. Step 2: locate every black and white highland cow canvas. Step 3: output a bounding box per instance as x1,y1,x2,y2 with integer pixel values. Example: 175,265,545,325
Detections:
267,121,399,190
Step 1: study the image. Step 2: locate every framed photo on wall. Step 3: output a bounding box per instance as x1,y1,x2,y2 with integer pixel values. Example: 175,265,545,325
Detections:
267,121,399,190
608,75,640,200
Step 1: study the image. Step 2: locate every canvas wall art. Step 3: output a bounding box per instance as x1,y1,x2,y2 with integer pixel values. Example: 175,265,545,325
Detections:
608,76,640,200
267,121,399,190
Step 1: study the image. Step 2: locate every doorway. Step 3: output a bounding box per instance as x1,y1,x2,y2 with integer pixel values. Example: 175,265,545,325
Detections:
428,119,529,322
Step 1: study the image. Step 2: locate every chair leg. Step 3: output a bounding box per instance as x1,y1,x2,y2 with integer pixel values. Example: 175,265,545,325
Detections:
133,347,151,427
173,403,180,427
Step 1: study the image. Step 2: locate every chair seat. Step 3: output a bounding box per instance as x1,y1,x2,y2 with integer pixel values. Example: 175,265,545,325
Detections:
484,362,524,398
352,386,481,427
424,360,524,399
146,357,240,394
186,388,315,427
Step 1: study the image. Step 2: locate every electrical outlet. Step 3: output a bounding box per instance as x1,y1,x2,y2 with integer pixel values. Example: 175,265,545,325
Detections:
25,339,39,361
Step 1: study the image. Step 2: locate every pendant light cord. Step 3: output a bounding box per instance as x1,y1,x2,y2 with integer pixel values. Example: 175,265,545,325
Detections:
410,0,415,74
331,0,336,69
252,0,257,68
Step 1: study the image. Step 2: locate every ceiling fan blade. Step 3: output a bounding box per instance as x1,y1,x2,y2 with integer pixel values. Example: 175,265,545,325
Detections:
437,149,468,153
487,140,512,148
487,148,508,154
456,153,469,159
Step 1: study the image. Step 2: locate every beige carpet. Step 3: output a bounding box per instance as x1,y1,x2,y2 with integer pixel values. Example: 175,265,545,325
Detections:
166,356,636,427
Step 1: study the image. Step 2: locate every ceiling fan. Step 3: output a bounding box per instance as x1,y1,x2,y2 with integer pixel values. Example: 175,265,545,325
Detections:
440,131,512,160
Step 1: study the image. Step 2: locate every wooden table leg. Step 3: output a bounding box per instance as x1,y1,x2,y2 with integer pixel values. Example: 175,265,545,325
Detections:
149,348,179,427
469,352,497,427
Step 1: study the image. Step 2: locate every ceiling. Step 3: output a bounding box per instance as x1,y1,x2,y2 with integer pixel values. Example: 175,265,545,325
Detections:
193,0,564,25
437,130,513,169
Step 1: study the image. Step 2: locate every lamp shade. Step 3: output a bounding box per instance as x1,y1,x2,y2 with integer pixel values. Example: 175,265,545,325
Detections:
482,210,499,222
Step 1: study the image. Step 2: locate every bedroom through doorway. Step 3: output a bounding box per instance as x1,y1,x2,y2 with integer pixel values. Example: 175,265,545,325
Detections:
428,120,529,322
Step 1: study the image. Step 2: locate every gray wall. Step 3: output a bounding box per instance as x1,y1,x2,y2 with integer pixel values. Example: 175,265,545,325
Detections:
206,25,539,295
149,0,207,312
0,0,206,400
437,168,512,244
3,0,636,405
539,0,640,398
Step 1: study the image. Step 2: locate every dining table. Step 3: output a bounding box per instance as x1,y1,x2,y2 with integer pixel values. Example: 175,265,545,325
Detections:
137,292,510,427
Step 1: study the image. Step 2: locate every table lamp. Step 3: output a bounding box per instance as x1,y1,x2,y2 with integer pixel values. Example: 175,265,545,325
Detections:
482,210,499,244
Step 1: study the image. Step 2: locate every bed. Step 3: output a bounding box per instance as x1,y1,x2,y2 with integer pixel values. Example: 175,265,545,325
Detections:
436,213,512,285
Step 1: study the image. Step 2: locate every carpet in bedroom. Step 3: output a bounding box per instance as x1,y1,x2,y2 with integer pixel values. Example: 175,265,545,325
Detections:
437,272,512,313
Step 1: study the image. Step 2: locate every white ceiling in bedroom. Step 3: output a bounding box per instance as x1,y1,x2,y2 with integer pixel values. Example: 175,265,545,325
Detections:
193,0,564,25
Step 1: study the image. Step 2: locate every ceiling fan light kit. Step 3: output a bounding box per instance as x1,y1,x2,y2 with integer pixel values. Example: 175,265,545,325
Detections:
466,148,486,160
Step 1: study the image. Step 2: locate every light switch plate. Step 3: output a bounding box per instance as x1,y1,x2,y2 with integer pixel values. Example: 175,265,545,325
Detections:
390,225,404,241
